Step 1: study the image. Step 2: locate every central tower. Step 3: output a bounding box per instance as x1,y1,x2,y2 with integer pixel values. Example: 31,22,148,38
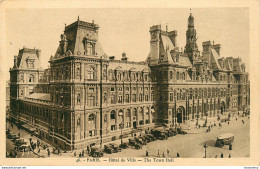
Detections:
185,12,200,64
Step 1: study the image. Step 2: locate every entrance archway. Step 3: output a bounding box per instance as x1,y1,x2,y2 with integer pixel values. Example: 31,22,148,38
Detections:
177,106,185,124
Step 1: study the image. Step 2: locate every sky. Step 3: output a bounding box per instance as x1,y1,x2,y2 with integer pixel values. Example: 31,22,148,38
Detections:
5,8,249,79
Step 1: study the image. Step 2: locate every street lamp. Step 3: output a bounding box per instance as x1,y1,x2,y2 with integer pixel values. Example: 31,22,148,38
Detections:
118,112,124,144
204,143,208,158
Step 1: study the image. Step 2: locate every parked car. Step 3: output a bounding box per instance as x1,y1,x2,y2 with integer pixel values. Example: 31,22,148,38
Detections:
104,144,113,154
134,143,142,150
89,146,104,157
128,138,136,146
176,127,187,135
215,133,234,148
138,135,149,143
146,134,156,141
119,142,129,149
143,134,152,142
134,137,146,145
109,143,121,153
151,128,168,140
169,127,177,136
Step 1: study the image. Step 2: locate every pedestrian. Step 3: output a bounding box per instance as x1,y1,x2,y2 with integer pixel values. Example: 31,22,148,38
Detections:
242,120,244,124
157,150,160,157
38,148,40,154
79,152,82,158
58,149,60,156
177,152,180,158
228,154,231,158
215,155,217,158
87,146,90,154
74,151,76,157
221,152,223,158
167,149,169,156
162,152,165,158
146,151,149,157
228,121,229,125
82,150,84,157
229,143,232,150
48,151,50,157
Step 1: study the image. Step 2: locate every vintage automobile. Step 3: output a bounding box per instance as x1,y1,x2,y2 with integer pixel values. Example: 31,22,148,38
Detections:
17,143,30,152
134,137,146,145
139,135,149,143
15,138,27,146
109,143,121,153
151,128,168,140
169,128,178,136
215,133,234,148
13,135,20,142
128,138,137,146
146,134,156,141
176,127,187,135
119,142,129,149
134,143,142,150
142,135,152,142
104,144,113,154
89,146,104,157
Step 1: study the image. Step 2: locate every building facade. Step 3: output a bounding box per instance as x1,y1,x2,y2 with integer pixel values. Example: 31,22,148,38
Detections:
9,13,250,150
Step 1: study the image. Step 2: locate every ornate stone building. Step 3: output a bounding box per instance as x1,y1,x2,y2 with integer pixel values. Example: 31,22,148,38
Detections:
9,13,250,150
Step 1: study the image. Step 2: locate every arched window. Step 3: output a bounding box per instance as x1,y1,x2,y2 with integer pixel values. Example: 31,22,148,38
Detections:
110,110,116,119
29,74,34,82
88,114,95,124
88,66,95,80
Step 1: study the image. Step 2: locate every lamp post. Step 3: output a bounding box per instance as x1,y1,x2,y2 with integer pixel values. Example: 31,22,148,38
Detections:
204,143,208,158
118,112,124,144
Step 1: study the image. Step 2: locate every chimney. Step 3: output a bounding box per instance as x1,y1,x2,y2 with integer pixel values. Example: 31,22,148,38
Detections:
121,52,128,61
36,49,41,59
14,56,17,68
168,30,177,47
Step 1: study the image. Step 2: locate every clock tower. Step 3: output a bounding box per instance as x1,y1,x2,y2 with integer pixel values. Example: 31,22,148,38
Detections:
185,12,200,64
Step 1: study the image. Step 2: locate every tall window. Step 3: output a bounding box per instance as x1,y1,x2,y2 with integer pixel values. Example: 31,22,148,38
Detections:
177,72,179,80
125,94,130,103
170,93,174,102
87,43,94,55
151,92,154,101
139,94,143,102
89,96,95,106
118,95,123,103
133,94,137,102
88,114,95,124
88,67,95,80
65,67,69,80
145,94,149,101
170,71,173,79
29,74,34,82
110,111,115,120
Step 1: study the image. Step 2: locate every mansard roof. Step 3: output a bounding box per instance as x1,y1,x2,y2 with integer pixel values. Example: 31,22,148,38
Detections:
52,19,105,60
14,47,43,70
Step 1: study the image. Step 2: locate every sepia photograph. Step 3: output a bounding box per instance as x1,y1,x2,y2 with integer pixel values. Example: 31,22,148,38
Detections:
0,0,259,166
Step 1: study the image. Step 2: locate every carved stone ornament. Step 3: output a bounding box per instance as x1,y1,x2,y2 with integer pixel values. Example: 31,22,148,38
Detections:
66,50,72,56
77,51,81,55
